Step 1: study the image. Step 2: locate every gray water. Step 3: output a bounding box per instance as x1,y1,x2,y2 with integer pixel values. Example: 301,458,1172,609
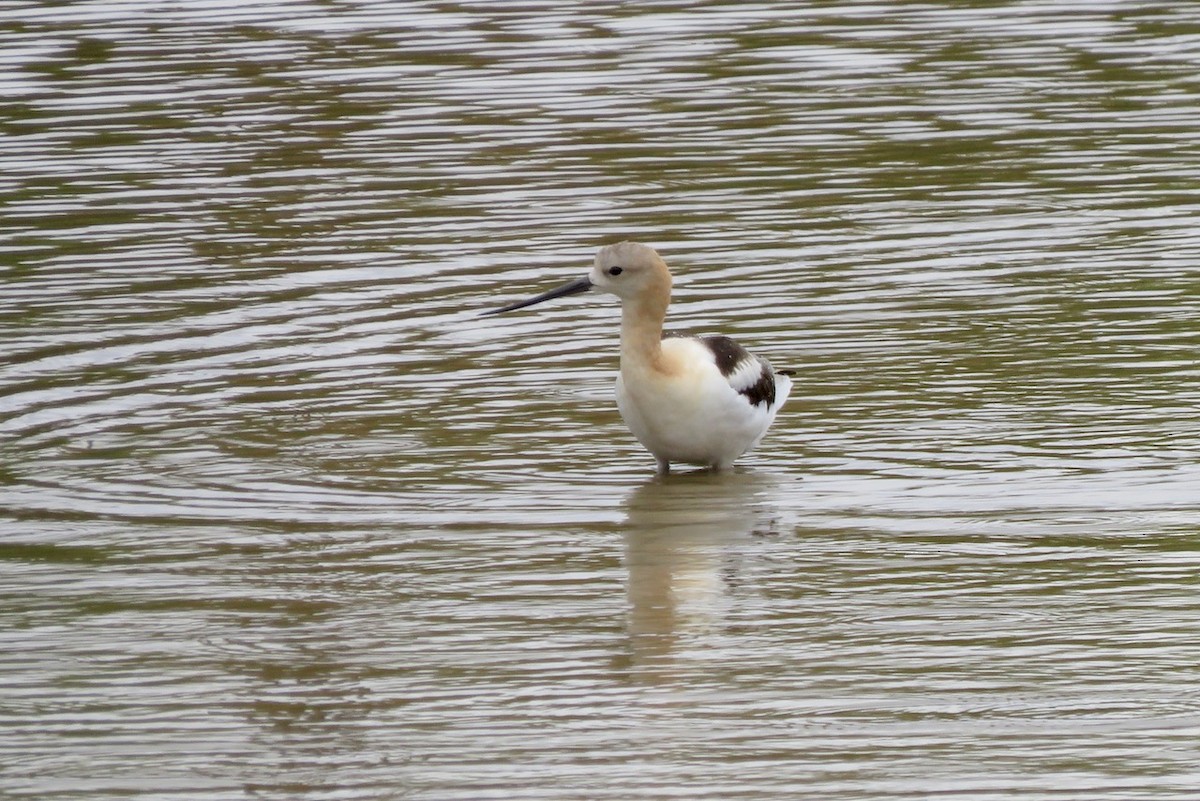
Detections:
3,2,1200,799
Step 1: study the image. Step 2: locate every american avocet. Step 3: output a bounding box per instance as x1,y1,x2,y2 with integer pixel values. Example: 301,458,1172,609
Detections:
484,242,792,474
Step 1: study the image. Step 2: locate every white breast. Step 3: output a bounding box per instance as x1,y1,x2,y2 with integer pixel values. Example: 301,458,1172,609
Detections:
616,336,789,470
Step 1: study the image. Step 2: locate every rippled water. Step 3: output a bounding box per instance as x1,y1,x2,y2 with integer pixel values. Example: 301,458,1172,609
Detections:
3,2,1200,799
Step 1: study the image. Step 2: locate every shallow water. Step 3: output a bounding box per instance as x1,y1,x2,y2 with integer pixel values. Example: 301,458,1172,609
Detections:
3,2,1200,799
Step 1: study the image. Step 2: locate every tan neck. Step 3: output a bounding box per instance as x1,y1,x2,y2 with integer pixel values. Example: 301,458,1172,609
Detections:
619,292,669,373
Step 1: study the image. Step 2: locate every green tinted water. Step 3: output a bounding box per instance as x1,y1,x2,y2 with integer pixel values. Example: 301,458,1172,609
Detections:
3,3,1200,799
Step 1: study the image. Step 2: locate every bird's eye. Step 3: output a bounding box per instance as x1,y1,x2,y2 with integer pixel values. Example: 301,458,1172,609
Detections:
607,266,623,276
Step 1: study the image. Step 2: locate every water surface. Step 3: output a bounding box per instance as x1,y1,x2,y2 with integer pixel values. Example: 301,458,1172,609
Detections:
3,2,1200,799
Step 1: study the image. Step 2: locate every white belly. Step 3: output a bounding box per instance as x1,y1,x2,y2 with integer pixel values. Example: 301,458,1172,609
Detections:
616,367,777,469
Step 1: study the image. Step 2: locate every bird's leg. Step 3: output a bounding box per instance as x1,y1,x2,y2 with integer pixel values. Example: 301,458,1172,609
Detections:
655,457,671,475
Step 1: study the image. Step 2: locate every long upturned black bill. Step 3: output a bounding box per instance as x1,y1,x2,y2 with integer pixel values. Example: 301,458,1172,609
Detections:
482,275,593,315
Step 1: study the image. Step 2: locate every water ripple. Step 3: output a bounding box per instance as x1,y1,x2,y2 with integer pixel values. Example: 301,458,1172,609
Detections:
3,2,1200,799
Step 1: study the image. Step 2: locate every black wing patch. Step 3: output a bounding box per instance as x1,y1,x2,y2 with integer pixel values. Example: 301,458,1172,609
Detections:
702,335,776,407
736,363,775,407
702,335,751,376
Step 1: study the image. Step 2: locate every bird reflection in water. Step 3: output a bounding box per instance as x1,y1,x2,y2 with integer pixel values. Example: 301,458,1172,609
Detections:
621,471,787,677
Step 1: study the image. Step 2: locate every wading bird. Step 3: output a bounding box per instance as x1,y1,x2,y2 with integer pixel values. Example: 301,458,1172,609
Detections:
485,242,792,473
